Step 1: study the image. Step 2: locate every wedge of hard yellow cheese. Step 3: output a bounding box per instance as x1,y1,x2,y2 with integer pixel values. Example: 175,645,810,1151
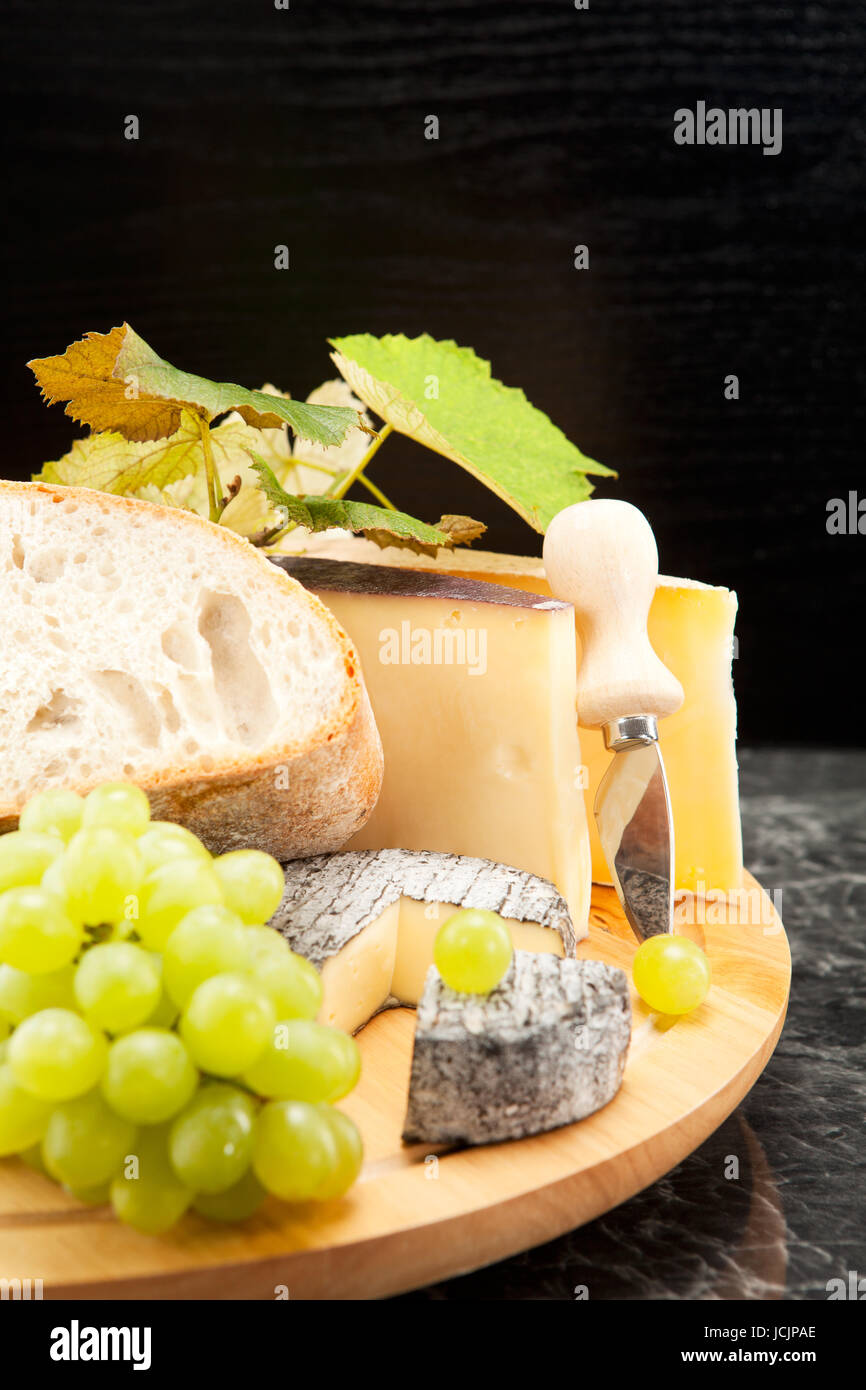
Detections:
274,536,742,893
273,557,592,932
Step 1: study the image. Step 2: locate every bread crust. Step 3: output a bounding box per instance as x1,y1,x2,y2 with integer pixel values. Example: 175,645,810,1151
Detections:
0,481,384,855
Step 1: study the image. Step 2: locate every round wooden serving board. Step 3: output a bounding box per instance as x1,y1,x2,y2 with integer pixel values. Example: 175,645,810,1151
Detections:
0,873,790,1300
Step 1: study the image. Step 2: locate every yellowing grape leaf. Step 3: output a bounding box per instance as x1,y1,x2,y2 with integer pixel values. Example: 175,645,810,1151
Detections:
33,410,270,499
330,333,614,531
29,324,362,447
435,514,487,545
250,456,476,556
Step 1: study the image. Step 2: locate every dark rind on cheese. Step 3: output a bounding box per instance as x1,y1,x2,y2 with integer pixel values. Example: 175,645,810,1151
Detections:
270,556,571,612
402,952,630,1146
272,848,576,966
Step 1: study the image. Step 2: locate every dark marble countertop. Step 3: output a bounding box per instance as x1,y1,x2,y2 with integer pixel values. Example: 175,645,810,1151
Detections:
401,747,866,1302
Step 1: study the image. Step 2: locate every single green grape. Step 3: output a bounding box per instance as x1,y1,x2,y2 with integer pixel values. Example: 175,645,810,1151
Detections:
138,988,180,1031
244,925,290,962
0,963,77,1023
314,1106,363,1200
246,949,323,1022
0,1062,54,1154
168,1083,257,1193
40,855,70,904
101,1028,198,1124
8,1009,107,1102
110,1124,193,1234
82,782,152,838
162,906,249,1009
42,1089,136,1189
192,1168,266,1222
19,1140,50,1175
136,859,224,951
0,831,64,893
213,850,285,925
180,973,275,1077
107,917,139,944
63,828,143,926
0,887,82,974
243,1020,360,1103
252,1099,339,1201
137,822,211,875
433,909,513,994
631,934,712,1015
73,942,161,1034
65,1180,112,1207
19,788,84,843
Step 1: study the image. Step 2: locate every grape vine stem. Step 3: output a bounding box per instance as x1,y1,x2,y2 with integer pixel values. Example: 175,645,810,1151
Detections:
197,416,223,524
327,423,394,503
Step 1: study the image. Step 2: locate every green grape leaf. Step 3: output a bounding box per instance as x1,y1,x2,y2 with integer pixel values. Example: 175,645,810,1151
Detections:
28,324,361,447
330,333,614,531
249,456,478,556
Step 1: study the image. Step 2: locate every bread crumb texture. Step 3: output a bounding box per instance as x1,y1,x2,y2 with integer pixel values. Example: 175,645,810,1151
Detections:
0,485,353,807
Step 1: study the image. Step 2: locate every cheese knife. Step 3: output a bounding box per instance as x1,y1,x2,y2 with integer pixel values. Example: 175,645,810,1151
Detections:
543,500,684,941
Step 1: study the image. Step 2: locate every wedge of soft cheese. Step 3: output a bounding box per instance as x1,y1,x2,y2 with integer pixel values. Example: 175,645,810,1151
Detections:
275,540,742,893
272,558,592,930
272,849,577,1034
402,951,631,1146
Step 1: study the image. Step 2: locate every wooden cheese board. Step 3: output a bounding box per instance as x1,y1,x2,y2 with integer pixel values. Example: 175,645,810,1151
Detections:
0,873,790,1300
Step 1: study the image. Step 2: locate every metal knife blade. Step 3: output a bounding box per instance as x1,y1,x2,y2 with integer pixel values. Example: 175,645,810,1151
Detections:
594,737,674,941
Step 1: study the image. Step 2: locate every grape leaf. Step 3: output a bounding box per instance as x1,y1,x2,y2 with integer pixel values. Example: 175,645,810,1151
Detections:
330,333,614,531
33,410,270,498
249,456,476,556
28,324,361,448
435,514,487,545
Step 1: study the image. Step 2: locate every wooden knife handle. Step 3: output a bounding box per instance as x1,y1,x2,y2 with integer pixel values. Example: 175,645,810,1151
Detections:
543,500,684,730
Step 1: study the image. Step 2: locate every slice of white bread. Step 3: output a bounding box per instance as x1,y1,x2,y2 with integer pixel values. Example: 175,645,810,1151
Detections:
0,481,383,856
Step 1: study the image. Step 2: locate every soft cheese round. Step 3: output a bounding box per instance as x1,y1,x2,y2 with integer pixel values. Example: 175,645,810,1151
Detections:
403,952,631,1146
273,849,577,967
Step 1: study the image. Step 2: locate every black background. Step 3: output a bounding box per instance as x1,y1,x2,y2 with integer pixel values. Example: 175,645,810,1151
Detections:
4,0,864,744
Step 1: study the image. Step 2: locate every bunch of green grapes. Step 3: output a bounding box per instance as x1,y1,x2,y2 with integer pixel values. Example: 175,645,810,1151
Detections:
0,783,362,1234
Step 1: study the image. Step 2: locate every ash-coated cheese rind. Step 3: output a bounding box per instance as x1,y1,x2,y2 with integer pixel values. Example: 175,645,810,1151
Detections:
272,849,578,1033
273,848,576,966
402,952,631,1146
